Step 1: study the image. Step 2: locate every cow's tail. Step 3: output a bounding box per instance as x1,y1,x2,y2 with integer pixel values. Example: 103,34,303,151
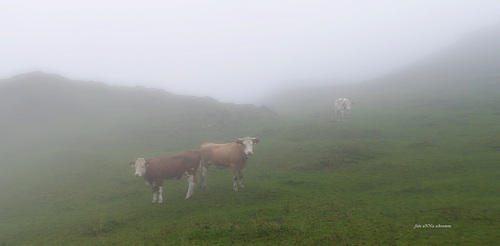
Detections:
198,159,203,184
198,159,201,172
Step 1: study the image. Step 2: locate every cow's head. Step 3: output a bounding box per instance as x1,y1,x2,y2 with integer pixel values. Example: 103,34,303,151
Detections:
347,100,353,108
344,103,352,114
339,99,353,114
130,158,149,177
236,137,259,156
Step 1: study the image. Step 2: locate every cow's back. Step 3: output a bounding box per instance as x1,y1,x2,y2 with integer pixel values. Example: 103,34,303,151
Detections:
335,98,345,110
148,151,201,179
200,142,245,167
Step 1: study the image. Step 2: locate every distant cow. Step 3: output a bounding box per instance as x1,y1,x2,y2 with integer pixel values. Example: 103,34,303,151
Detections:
334,98,353,122
130,151,201,203
199,137,259,191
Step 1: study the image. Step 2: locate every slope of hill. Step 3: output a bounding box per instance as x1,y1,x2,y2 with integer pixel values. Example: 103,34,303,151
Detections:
0,71,278,162
367,23,500,96
264,24,500,114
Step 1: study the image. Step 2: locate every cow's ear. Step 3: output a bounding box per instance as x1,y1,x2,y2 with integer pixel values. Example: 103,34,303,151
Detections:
236,140,244,146
146,162,150,167
253,139,260,144
129,161,135,167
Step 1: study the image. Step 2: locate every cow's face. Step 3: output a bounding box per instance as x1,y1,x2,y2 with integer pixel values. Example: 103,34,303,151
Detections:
131,158,148,177
344,103,352,114
336,98,353,115
237,137,259,156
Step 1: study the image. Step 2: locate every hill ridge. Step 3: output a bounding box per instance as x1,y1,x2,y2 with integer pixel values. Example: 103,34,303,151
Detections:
0,71,278,156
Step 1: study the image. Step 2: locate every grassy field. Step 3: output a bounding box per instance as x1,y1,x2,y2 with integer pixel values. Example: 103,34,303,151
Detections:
1,92,499,245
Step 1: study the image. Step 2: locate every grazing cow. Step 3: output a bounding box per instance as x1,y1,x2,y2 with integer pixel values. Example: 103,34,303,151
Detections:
334,98,353,122
199,137,259,191
130,151,201,203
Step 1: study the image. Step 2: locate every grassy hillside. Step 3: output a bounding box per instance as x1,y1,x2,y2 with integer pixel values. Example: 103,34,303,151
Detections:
0,72,278,245
1,87,498,245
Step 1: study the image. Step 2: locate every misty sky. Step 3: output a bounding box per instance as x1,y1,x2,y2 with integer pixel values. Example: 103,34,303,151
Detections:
2,1,500,103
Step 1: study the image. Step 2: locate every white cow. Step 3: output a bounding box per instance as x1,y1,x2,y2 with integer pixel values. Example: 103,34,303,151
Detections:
334,98,353,122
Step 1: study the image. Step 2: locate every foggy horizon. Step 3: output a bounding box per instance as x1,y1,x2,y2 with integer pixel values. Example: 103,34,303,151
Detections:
2,1,500,104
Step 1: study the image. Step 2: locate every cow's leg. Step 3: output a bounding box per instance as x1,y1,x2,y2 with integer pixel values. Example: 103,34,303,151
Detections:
238,169,245,189
185,173,195,199
152,186,158,204
232,168,239,191
200,164,208,189
157,186,163,204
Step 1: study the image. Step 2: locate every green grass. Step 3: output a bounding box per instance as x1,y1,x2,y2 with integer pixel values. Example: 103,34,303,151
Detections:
1,95,499,245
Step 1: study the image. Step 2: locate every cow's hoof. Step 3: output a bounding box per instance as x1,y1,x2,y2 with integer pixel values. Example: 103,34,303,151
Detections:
233,187,238,192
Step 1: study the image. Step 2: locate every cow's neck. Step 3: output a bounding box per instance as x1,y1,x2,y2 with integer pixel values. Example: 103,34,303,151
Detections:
236,145,245,158
144,168,153,183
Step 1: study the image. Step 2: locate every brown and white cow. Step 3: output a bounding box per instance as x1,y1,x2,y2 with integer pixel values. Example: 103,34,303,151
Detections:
130,150,201,203
199,137,259,191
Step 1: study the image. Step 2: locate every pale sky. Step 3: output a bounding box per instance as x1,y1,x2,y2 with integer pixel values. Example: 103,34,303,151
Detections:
1,0,500,103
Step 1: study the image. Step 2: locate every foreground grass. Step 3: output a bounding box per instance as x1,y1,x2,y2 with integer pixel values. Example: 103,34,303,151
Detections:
1,97,499,245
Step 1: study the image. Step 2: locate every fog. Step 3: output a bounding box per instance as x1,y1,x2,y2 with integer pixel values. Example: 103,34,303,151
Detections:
2,0,500,104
